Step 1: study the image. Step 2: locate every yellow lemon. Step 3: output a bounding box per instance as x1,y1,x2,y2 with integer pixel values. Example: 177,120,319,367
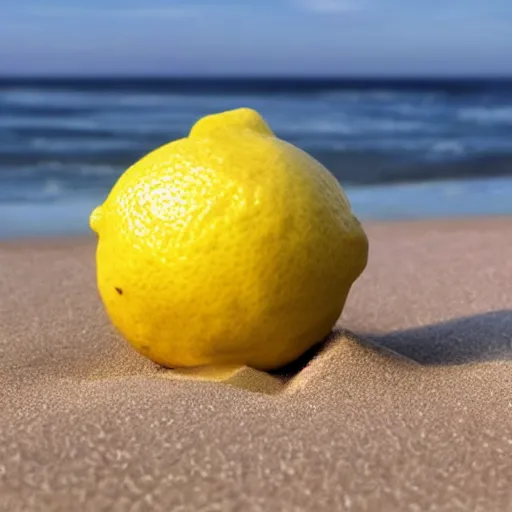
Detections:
90,108,368,371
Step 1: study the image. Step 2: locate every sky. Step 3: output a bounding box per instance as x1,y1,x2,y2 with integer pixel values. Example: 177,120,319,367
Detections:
1,0,512,76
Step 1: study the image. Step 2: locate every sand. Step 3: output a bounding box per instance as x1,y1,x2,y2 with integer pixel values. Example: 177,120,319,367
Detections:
1,218,512,511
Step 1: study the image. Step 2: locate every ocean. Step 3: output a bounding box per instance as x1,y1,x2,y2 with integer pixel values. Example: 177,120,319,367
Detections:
2,77,512,238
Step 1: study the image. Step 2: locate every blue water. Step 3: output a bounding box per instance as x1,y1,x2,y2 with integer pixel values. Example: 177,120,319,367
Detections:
2,78,512,238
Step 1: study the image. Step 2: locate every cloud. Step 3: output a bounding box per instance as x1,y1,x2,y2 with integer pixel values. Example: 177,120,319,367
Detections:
25,6,202,20
294,0,364,13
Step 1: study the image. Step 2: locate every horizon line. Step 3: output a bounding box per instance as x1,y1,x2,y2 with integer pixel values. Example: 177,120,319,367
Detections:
2,74,512,81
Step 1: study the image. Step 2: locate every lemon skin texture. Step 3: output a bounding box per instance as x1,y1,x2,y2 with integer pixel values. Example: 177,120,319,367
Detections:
90,108,368,371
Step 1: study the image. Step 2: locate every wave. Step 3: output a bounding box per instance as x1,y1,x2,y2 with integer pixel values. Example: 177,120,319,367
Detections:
2,79,512,204
0,161,122,178
1,88,302,115
0,89,236,119
429,141,466,156
0,116,100,130
41,179,65,198
1,89,180,109
458,107,512,124
309,150,512,186
2,151,512,205
0,162,121,202
28,137,144,152
361,119,429,133
277,117,431,137
0,148,140,166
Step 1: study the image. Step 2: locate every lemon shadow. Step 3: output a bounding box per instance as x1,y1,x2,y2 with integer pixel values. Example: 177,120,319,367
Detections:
365,310,512,365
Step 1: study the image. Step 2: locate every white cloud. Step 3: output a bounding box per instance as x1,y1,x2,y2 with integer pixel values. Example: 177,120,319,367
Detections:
294,0,364,13
27,6,201,19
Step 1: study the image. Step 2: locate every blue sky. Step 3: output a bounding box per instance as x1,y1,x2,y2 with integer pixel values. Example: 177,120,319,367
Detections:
1,0,512,76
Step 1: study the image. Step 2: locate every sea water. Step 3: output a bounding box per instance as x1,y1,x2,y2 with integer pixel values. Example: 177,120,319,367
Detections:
2,77,512,238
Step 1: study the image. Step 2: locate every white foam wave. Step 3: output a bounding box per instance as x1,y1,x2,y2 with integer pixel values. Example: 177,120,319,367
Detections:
1,90,111,108
430,141,466,155
0,116,98,130
29,137,137,151
2,162,121,178
278,117,429,136
277,119,354,135
366,119,428,133
458,106,512,124
78,164,120,177
318,90,399,103
41,179,65,197
1,89,186,110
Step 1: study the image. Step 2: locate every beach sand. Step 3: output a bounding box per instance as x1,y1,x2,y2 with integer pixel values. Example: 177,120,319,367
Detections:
1,218,512,511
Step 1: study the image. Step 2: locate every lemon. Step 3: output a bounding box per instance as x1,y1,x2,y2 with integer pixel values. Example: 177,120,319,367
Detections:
90,108,368,371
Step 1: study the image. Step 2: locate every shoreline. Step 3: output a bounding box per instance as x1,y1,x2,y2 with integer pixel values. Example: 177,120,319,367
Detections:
4,174,512,240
